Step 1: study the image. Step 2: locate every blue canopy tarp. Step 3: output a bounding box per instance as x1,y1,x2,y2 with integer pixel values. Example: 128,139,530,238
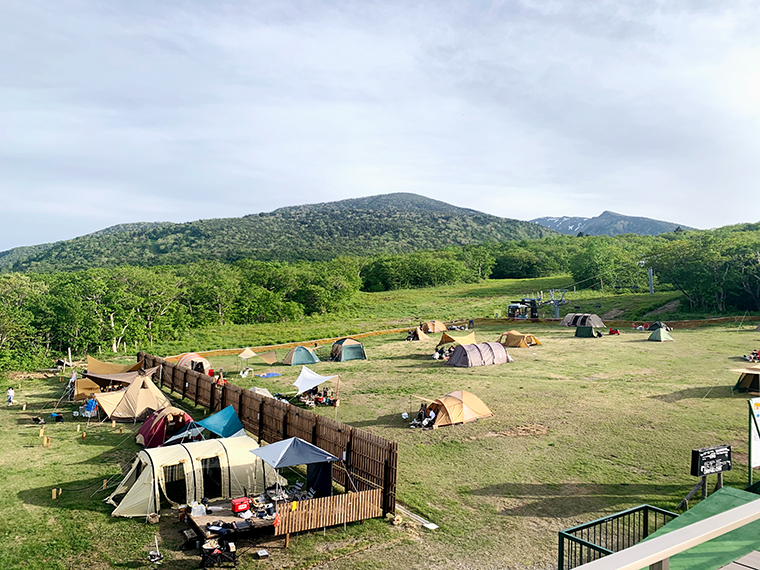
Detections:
250,437,339,469
164,405,245,445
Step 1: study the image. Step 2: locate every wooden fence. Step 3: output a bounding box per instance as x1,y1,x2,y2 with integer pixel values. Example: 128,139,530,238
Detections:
275,488,383,536
138,351,397,517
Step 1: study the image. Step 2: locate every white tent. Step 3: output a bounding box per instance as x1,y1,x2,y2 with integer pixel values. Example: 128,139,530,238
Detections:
293,366,338,395
106,436,284,518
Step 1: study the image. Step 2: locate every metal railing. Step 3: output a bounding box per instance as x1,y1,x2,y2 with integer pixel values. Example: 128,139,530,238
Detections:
558,505,678,570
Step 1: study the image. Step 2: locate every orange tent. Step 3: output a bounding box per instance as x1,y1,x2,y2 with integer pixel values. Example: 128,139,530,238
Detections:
422,320,447,333
498,330,542,348
436,331,477,347
415,391,493,428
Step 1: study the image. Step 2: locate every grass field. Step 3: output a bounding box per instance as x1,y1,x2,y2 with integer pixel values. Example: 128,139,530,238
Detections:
2,279,759,570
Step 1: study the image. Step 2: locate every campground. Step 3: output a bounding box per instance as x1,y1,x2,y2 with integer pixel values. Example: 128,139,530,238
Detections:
3,319,759,569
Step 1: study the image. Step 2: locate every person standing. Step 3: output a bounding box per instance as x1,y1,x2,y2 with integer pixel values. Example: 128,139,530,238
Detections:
7,386,15,406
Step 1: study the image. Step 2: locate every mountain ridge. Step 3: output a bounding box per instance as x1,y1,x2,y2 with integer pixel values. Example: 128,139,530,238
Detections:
531,210,695,236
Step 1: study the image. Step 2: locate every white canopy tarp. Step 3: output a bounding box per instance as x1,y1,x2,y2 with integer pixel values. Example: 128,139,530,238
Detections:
292,366,338,395
238,348,256,360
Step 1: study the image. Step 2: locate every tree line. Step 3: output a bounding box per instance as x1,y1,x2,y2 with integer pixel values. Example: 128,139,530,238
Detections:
2,225,760,368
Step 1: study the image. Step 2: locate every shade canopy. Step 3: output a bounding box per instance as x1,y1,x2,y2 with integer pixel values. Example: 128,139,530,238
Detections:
293,366,338,395
238,348,256,360
250,437,339,469
86,356,142,375
436,331,477,347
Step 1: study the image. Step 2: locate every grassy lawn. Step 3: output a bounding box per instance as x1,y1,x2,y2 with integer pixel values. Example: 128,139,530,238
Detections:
2,278,759,569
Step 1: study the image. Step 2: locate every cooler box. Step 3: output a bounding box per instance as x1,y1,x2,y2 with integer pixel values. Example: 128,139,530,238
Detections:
231,497,252,513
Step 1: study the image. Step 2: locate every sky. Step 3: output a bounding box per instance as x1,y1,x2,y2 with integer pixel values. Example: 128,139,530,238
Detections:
2,1,760,251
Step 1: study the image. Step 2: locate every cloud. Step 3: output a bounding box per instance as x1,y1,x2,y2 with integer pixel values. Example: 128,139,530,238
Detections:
1,0,759,250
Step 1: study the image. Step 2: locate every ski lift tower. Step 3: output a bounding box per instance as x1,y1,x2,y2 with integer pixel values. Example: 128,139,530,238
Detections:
546,289,569,319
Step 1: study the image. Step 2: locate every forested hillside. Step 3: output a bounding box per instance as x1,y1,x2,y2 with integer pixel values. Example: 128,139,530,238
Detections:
1,193,554,273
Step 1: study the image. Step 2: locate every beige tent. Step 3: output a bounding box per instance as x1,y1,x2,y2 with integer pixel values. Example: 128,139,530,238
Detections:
422,320,447,333
106,436,284,517
408,327,429,341
732,364,760,393
86,356,142,375
95,368,170,422
437,331,477,347
175,352,212,374
447,343,513,367
415,391,493,428
257,351,278,365
75,369,145,401
498,330,542,348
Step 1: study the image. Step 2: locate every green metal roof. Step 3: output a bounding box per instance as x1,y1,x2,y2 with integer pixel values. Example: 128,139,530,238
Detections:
645,488,760,570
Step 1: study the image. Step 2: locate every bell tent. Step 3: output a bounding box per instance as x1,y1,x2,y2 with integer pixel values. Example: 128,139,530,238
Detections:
648,328,674,342
407,327,429,341
436,331,477,347
165,404,246,445
331,338,367,361
560,313,605,328
498,330,542,348
415,391,493,428
422,320,447,333
447,342,513,367
94,367,169,422
283,346,319,366
106,435,283,517
135,407,193,448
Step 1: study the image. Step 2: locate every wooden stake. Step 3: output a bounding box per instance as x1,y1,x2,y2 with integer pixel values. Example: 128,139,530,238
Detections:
77,424,80,432
39,428,44,437
102,479,107,490
22,403,26,411
52,489,57,500
82,431,86,440
119,427,123,435
111,420,116,428
285,533,290,549
58,488,62,497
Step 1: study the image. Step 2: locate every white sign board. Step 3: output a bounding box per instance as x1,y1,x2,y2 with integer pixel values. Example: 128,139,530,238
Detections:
750,398,760,469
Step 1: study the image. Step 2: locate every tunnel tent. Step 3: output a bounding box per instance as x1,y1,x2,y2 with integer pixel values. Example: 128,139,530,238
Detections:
94,367,169,422
648,328,674,342
86,356,142,375
498,330,542,348
560,313,605,328
175,352,213,374
331,338,367,361
422,320,447,333
437,331,477,347
106,435,283,517
447,342,513,367
164,404,245,445
408,327,429,341
250,437,339,498
135,406,193,448
283,346,320,366
414,391,493,428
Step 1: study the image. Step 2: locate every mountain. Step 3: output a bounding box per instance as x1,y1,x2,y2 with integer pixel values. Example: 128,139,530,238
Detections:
1,193,556,273
530,211,695,236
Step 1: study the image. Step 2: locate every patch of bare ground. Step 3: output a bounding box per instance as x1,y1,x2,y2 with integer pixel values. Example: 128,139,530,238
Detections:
602,308,625,320
644,300,680,316
470,424,550,440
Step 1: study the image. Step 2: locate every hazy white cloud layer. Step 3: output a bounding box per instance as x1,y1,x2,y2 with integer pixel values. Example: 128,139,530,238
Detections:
1,0,760,250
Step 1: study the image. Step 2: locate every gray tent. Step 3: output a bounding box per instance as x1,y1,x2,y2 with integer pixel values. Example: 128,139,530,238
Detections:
447,342,513,368
250,437,339,498
560,313,605,328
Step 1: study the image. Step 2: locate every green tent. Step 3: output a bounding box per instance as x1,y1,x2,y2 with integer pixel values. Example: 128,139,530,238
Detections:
575,326,597,338
283,346,320,366
648,328,674,342
331,338,367,362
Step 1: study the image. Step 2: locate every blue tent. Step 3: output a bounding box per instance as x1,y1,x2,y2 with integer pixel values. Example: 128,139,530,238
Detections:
164,405,245,445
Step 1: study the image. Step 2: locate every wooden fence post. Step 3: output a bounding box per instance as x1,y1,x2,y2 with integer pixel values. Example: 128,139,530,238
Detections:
282,411,288,440
181,369,187,400
258,399,265,444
